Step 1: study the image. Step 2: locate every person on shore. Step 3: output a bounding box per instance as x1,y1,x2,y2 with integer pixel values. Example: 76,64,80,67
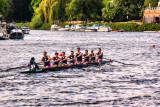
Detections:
67,51,75,66
40,51,51,69
26,57,39,71
89,49,96,63
75,48,83,65
51,52,60,68
96,48,103,63
59,52,67,67
82,50,89,64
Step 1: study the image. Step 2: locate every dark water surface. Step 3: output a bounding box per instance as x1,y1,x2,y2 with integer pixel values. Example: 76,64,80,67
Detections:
0,30,160,106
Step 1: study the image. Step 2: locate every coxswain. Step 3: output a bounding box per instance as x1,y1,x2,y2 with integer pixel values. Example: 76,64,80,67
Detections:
40,51,51,69
26,57,39,71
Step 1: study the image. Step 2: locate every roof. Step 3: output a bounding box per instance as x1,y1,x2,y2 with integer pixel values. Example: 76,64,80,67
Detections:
93,24,100,27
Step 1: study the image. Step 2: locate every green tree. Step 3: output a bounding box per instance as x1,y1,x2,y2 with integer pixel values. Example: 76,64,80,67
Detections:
144,0,159,7
102,0,118,22
102,0,145,22
32,0,71,24
0,0,10,15
66,0,103,22
31,0,42,9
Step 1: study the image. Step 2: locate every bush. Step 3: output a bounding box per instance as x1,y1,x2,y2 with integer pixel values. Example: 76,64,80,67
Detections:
38,23,51,30
103,23,160,31
17,23,32,29
30,16,43,29
104,23,139,31
138,24,160,31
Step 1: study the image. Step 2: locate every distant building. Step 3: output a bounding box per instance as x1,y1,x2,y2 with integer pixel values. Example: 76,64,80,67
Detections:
143,1,160,23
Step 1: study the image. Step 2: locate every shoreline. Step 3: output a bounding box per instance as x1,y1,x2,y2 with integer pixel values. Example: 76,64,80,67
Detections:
17,22,160,32
29,30,160,33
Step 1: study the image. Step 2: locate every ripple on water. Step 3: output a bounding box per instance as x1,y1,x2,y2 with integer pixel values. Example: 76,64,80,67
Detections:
0,31,160,106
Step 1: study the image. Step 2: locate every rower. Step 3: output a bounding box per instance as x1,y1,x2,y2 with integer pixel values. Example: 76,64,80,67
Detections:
96,48,103,63
51,52,60,68
82,50,89,64
89,49,96,63
59,52,67,67
75,48,83,65
67,51,75,66
40,51,51,69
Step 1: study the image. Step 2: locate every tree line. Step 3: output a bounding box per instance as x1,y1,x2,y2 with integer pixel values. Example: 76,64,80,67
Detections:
0,0,159,23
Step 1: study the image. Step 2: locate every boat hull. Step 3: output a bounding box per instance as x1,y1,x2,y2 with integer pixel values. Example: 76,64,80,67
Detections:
75,28,85,32
0,36,9,40
85,29,97,32
21,61,111,73
9,32,24,39
22,30,30,34
51,28,58,31
58,29,69,31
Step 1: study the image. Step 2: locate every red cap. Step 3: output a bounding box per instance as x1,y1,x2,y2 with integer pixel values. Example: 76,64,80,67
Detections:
59,53,62,56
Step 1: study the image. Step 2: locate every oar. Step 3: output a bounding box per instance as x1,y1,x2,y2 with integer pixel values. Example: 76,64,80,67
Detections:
3,65,27,71
3,62,43,71
103,58,136,66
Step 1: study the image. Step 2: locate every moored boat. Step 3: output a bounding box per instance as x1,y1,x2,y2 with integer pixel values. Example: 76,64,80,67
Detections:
6,23,17,34
70,25,76,31
85,26,97,32
20,26,30,34
98,26,112,32
64,25,70,31
0,23,9,40
112,29,124,32
0,33,9,40
9,29,24,39
51,24,58,31
119,29,124,32
75,24,85,31
58,25,70,31
21,61,111,73
93,24,100,30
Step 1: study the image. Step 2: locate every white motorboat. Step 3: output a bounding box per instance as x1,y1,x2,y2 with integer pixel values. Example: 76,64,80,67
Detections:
85,26,97,32
51,24,58,31
20,26,30,34
58,25,70,31
98,26,112,32
75,24,85,31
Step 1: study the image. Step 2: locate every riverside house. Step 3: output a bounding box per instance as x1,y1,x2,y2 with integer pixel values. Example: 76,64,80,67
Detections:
143,1,160,23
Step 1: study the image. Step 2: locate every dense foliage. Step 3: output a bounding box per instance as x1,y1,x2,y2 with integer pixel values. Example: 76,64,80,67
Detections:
144,0,159,7
66,0,103,21
30,0,157,26
0,0,10,16
5,0,33,22
1,0,160,25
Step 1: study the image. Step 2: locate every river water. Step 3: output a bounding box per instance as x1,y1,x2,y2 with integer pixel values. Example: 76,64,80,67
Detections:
0,30,160,107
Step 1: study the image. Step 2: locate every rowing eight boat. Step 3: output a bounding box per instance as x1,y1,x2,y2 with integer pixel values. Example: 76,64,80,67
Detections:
21,61,111,73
